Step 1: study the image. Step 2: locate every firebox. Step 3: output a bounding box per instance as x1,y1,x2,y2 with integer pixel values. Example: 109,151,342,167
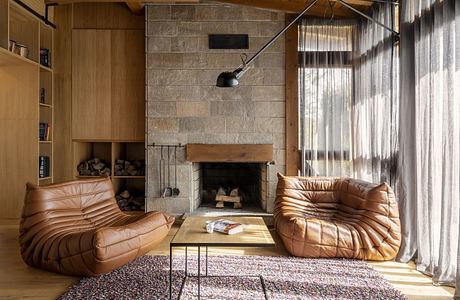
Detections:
200,163,264,210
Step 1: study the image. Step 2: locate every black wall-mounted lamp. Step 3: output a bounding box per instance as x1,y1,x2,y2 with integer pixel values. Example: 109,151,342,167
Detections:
216,0,400,88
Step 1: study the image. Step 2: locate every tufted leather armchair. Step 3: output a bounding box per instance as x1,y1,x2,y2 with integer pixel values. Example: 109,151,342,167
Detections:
274,174,401,261
19,177,174,276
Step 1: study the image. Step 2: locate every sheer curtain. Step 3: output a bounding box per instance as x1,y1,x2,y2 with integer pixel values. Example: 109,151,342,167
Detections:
353,3,399,187
397,0,460,293
298,19,355,177
298,10,398,182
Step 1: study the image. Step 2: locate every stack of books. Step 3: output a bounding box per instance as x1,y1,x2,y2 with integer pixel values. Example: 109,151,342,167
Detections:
39,123,51,141
209,219,244,235
40,49,51,67
39,156,50,178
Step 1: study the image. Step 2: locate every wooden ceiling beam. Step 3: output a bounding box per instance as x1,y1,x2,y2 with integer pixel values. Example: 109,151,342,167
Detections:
45,0,374,18
45,0,199,4
214,0,356,17
331,0,373,6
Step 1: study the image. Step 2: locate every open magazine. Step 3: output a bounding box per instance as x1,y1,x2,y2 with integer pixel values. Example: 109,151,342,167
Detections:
208,219,243,235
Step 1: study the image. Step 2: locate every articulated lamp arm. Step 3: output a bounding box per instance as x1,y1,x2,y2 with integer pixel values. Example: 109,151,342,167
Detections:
216,0,400,88
216,0,320,87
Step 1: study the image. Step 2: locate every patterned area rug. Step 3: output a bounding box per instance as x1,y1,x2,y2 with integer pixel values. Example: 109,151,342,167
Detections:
60,255,406,300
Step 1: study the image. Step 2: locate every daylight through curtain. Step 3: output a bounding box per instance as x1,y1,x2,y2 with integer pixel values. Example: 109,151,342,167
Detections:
397,0,460,293
298,19,354,177
298,10,398,183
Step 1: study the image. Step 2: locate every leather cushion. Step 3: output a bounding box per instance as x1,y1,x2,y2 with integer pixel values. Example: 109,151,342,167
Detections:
274,174,401,261
19,177,174,276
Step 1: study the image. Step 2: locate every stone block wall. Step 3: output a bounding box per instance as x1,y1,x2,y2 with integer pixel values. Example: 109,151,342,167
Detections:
146,3,286,214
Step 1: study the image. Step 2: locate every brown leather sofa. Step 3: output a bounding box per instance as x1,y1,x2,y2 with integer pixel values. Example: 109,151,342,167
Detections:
274,174,401,261
19,177,174,276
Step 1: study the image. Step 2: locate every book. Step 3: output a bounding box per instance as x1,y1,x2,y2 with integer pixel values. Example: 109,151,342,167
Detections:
46,124,51,141
39,123,47,140
212,219,243,235
40,49,51,67
40,88,46,104
39,123,51,141
39,156,50,178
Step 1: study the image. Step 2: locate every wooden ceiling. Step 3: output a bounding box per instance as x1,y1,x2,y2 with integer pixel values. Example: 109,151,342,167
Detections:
46,0,378,18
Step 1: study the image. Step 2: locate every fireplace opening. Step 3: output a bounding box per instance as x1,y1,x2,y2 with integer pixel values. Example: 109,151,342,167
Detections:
200,162,263,210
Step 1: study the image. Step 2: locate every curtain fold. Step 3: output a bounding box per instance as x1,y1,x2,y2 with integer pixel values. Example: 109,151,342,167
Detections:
299,0,460,294
352,3,399,187
398,0,460,293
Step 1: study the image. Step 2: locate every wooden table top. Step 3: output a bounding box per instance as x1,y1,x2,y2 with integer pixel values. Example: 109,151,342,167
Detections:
170,216,275,247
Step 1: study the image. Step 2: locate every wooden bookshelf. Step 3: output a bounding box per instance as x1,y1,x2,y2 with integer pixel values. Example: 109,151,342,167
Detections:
39,16,53,185
0,0,54,218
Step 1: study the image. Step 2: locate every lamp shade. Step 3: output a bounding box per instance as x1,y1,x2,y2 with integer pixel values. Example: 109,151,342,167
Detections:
216,71,239,87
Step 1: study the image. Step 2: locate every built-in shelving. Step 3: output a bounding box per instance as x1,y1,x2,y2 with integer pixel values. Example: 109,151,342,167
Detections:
73,141,146,211
39,21,53,183
0,0,54,184
8,1,39,63
40,64,52,72
0,0,54,217
0,47,37,66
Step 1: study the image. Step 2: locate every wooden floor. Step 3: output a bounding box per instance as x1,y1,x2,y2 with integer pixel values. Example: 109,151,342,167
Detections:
0,220,454,300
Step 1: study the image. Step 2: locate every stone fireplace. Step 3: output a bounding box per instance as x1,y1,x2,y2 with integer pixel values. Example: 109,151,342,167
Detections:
145,3,286,214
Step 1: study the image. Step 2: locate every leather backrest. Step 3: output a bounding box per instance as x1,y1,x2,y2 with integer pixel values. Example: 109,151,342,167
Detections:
275,174,341,219
338,178,399,218
276,174,340,203
21,177,121,232
275,173,399,220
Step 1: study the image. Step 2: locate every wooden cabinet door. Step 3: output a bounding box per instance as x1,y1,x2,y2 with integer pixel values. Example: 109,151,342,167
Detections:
72,30,112,140
110,30,145,141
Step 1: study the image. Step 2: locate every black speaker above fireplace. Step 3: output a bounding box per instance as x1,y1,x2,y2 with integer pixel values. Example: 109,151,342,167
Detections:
208,34,249,49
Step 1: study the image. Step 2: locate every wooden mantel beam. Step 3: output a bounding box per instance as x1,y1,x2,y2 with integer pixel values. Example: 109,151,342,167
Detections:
186,144,274,163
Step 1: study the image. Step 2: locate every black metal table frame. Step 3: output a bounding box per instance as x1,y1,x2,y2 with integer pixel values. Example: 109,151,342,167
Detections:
169,244,271,300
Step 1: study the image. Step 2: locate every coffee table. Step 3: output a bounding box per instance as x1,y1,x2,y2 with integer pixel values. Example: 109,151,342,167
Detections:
169,216,275,300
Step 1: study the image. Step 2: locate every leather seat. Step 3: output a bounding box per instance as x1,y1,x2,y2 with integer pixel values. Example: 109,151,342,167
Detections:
19,177,174,276
274,174,401,261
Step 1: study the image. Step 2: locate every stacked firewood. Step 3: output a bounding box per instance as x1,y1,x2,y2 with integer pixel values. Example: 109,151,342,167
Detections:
114,160,145,176
77,158,111,176
116,190,145,211
215,187,243,209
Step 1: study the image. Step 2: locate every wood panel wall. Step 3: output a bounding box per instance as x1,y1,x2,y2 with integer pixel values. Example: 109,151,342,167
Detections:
72,3,144,30
71,29,144,141
53,3,145,181
53,5,73,182
72,30,112,140
110,29,145,140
